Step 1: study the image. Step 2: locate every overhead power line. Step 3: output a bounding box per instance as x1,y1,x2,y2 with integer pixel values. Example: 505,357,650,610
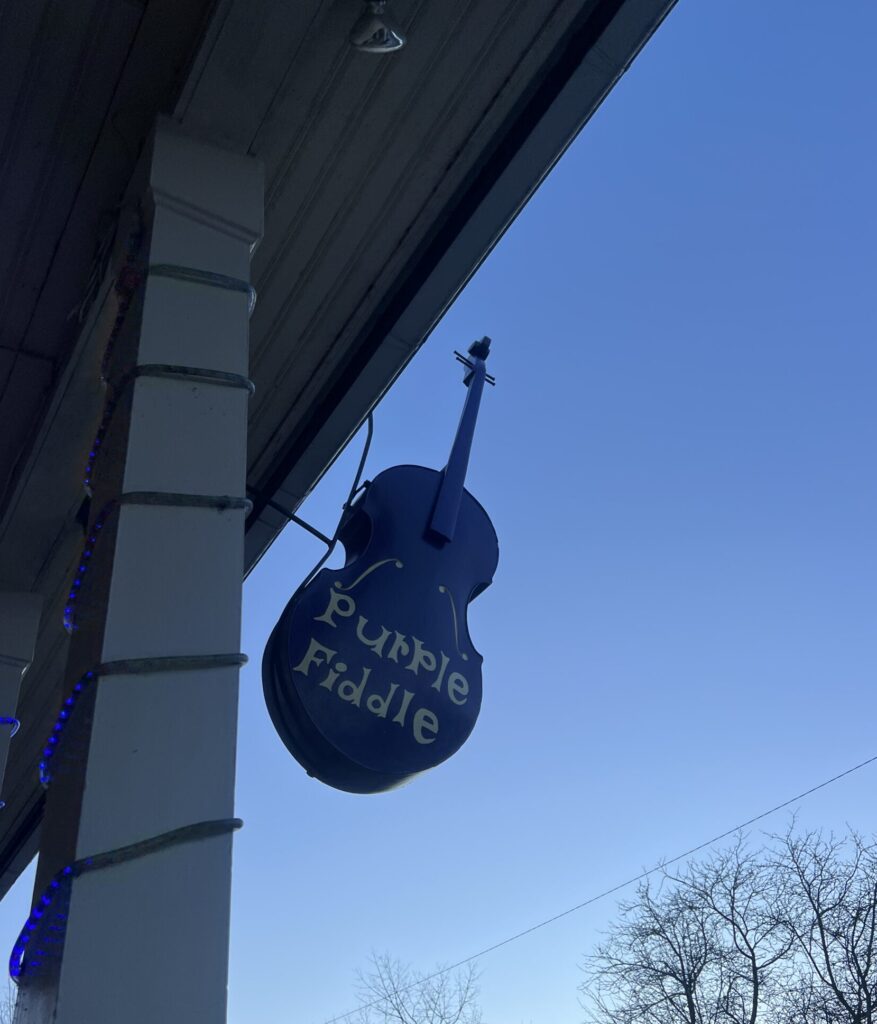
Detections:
323,751,877,1024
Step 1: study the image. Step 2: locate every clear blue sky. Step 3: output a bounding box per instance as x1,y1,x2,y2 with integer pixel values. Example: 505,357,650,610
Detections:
2,2,876,1021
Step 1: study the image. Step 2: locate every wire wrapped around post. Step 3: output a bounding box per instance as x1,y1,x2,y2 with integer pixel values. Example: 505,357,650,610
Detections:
38,653,248,787
10,818,243,981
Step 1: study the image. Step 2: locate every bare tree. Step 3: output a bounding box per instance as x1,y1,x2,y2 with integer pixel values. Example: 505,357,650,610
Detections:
354,953,482,1024
773,829,877,1024
581,875,728,1024
667,839,794,1024
582,840,790,1024
581,829,877,1024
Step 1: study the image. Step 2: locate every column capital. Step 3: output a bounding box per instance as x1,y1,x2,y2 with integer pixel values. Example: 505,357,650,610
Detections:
139,117,264,248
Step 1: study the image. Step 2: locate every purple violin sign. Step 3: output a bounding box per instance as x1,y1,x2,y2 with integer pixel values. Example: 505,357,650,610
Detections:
262,340,498,793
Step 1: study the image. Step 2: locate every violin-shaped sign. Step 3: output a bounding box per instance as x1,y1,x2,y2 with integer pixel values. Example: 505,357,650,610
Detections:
262,338,498,793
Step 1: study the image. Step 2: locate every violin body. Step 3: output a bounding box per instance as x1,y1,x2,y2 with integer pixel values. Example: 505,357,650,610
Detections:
262,464,498,793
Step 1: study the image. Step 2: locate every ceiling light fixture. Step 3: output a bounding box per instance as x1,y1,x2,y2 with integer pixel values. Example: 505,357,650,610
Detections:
349,1,406,54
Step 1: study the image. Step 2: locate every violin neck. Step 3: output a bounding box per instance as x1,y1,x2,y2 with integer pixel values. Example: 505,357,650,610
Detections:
429,338,491,543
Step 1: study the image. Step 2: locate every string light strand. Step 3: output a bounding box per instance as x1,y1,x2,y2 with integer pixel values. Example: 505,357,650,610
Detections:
85,364,254,490
64,492,252,633
39,654,248,787
10,818,243,981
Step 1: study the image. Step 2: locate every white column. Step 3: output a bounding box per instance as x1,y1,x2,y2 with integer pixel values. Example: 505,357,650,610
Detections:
0,593,42,803
16,121,263,1023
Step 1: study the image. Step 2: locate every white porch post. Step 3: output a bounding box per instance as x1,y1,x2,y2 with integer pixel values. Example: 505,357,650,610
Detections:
0,593,42,803
16,122,263,1023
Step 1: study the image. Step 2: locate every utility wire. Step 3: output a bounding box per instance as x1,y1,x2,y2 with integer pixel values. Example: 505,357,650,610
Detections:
323,751,877,1024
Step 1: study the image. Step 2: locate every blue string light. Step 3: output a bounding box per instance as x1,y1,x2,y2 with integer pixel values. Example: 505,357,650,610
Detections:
85,225,143,485
84,399,117,490
39,654,246,790
98,243,143,382
39,672,94,788
9,819,242,981
63,503,116,633
9,868,74,980
0,717,20,738
84,388,127,490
